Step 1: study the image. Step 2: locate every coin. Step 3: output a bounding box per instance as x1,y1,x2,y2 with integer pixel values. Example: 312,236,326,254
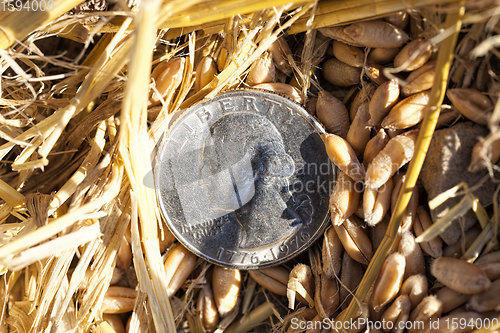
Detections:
154,90,334,269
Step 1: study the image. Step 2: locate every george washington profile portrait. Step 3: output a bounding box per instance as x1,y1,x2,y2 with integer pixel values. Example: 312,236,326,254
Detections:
200,111,313,248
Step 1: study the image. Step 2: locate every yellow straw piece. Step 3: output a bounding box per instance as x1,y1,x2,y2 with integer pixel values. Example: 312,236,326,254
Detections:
225,302,275,333
289,0,458,34
0,179,24,208
157,0,309,29
0,0,87,49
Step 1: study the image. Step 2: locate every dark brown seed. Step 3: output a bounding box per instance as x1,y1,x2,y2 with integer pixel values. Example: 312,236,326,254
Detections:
316,274,339,317
340,252,364,309
316,90,350,138
343,21,409,48
333,40,365,68
350,83,376,121
447,88,493,125
436,287,470,313
324,58,361,87
347,102,371,156
322,227,343,278
467,278,500,312
431,257,491,294
393,39,432,71
368,47,400,64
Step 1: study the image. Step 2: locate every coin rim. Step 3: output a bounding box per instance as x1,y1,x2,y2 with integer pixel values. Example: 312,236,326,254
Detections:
154,89,332,269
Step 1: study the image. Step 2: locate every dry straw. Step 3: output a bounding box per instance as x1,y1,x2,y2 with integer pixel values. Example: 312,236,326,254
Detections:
1,0,498,331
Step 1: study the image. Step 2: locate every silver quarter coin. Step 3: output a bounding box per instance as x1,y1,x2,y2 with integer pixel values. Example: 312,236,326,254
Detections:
154,90,334,269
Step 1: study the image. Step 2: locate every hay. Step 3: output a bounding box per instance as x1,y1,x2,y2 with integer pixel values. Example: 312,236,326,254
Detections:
0,0,499,332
